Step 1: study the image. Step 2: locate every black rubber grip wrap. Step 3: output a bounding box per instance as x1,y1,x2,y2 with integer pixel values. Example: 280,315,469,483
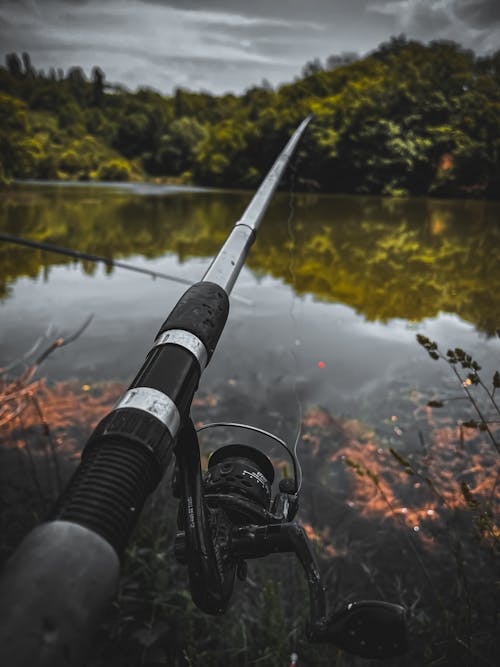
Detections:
52,282,228,556
157,282,229,362
52,411,175,556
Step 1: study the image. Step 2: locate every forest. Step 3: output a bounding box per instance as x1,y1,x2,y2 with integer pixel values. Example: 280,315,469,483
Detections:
1,37,500,198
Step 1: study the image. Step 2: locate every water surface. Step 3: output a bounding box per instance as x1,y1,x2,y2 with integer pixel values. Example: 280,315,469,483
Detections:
1,183,499,665
1,182,499,440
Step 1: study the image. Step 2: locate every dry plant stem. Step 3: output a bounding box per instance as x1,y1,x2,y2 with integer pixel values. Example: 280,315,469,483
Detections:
20,314,94,387
421,472,496,570
367,476,443,610
454,637,496,667
445,359,500,455
422,345,499,545
30,393,63,494
477,377,500,417
371,465,484,661
0,315,93,428
402,456,487,614
0,332,45,376
18,413,46,513
0,391,30,427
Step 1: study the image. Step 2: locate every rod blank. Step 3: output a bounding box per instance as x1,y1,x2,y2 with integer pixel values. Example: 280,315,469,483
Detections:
202,115,312,294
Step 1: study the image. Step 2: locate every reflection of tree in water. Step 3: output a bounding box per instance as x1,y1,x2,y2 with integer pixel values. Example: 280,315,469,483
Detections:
1,187,500,334
254,195,500,335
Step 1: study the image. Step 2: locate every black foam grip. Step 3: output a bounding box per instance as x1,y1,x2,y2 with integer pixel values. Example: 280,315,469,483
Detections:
157,282,229,362
52,438,158,556
52,402,176,556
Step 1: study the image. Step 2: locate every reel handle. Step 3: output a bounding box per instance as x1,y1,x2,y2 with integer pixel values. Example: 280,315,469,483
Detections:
309,600,408,659
230,523,408,659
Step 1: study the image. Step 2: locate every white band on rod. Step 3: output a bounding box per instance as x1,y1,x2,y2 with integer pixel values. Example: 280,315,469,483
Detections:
153,329,208,371
113,387,181,437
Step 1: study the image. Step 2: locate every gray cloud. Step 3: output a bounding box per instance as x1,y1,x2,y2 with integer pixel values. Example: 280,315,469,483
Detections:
369,1,453,33
453,0,500,28
139,0,370,24
369,0,500,53
1,0,498,95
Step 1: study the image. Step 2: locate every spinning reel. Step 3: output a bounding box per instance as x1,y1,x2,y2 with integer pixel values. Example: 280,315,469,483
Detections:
173,420,408,660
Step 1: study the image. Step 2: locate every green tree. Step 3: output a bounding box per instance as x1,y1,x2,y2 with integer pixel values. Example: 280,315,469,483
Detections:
1,39,499,197
145,116,206,176
96,158,132,181
0,92,32,180
91,66,105,106
5,53,22,78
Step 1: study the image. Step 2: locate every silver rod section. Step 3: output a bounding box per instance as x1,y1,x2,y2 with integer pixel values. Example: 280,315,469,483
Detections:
202,115,312,294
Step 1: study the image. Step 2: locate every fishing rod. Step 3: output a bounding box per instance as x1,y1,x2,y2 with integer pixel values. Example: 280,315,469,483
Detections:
0,117,407,666
0,232,194,286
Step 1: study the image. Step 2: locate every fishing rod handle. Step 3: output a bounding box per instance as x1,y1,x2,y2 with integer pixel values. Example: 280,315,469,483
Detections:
0,282,229,667
53,281,229,555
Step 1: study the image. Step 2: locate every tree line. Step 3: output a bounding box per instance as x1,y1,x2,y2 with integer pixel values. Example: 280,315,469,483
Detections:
1,37,499,197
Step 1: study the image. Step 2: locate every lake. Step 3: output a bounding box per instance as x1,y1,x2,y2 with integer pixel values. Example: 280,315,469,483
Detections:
1,182,499,434
0,182,499,665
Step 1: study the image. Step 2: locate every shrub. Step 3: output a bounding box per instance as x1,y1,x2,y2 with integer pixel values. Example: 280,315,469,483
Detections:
96,159,132,182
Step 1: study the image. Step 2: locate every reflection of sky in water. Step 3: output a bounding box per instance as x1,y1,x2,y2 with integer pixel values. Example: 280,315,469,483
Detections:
1,249,499,446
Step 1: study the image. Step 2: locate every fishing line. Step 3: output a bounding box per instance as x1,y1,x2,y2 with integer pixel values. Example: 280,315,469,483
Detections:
0,232,251,305
285,155,304,494
0,233,194,286
286,143,326,659
285,141,317,494
285,151,304,656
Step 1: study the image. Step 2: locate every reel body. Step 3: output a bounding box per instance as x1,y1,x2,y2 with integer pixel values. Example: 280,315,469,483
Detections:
173,420,408,659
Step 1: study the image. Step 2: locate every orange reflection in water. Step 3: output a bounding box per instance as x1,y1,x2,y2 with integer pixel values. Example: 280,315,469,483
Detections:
302,522,336,557
1,383,497,552
0,380,219,455
0,379,124,457
301,406,498,550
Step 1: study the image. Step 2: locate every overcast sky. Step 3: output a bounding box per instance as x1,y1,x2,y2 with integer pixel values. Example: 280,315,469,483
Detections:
0,0,499,94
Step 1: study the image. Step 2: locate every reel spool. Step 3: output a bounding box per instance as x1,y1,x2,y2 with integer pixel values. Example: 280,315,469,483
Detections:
198,423,301,525
204,444,275,525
